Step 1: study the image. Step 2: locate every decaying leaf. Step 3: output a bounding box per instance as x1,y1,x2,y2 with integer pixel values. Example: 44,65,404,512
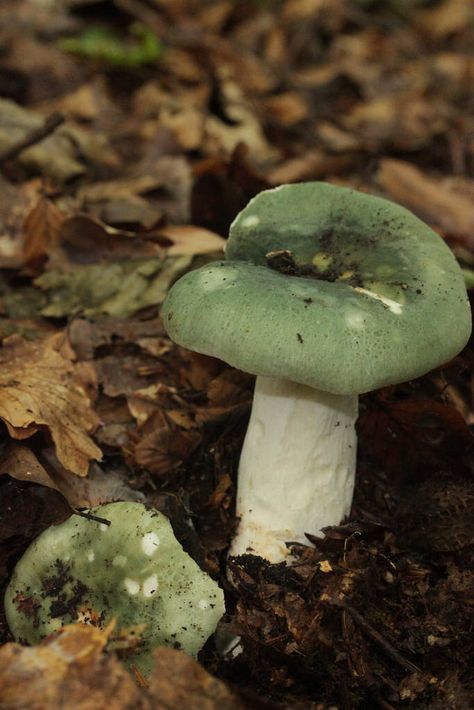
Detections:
0,625,245,710
0,99,115,182
22,197,66,269
0,333,101,476
36,256,191,319
0,177,41,268
0,624,146,710
148,647,246,710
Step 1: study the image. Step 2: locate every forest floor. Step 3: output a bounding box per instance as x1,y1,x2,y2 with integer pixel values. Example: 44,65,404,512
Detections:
0,1,473,708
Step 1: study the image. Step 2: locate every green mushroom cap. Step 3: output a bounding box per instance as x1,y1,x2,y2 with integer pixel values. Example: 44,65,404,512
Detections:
4,502,225,676
163,183,471,395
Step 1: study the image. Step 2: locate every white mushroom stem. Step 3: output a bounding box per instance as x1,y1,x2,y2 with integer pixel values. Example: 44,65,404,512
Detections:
229,376,358,563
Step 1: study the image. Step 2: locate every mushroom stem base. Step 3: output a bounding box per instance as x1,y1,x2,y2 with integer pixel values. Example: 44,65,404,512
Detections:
230,376,358,563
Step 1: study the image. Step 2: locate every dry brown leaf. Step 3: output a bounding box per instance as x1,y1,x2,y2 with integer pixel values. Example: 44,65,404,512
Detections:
344,95,448,151
0,443,143,508
0,443,55,489
0,177,41,268
0,624,146,710
266,150,353,185
264,92,308,126
158,225,225,256
148,647,245,710
48,214,162,270
377,159,474,245
0,333,102,476
77,157,192,224
0,627,244,710
414,0,473,40
22,196,66,268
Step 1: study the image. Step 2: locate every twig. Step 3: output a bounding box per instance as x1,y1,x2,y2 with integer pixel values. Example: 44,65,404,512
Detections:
329,597,420,673
0,111,65,165
73,510,112,526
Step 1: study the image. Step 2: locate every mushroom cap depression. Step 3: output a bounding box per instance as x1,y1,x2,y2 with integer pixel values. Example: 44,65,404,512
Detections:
163,183,471,395
4,502,225,676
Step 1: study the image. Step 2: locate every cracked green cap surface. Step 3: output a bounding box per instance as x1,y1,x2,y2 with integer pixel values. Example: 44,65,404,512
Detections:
4,502,225,676
163,183,471,394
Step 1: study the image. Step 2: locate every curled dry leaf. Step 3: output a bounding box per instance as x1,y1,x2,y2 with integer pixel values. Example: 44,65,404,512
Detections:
0,333,101,476
0,624,146,710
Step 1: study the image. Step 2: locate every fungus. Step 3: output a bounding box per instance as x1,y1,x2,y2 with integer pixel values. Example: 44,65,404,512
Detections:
162,183,471,562
4,502,225,675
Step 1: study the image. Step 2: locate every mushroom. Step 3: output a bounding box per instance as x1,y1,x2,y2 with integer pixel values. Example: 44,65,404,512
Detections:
162,183,471,563
4,502,225,675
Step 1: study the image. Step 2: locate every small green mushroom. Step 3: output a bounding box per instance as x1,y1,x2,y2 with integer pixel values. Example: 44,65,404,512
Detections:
4,502,225,676
162,183,472,563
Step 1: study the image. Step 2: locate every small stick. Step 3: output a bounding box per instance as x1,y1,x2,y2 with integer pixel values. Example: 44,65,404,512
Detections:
0,111,65,165
330,597,420,673
73,510,112,526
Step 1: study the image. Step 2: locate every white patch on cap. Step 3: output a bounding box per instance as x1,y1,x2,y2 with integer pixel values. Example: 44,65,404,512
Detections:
241,215,260,228
124,578,140,595
354,287,403,314
141,532,160,556
142,575,159,597
345,311,365,330
99,524,108,532
198,599,209,610
112,555,127,567
87,550,95,562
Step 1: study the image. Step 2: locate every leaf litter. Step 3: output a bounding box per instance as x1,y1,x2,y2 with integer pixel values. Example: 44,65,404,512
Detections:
0,1,473,708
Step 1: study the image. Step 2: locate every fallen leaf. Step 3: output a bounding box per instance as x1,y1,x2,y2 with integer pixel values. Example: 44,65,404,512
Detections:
0,444,144,508
158,225,225,256
377,159,474,245
77,157,192,225
35,256,192,319
67,317,167,360
49,214,163,269
0,99,115,182
22,197,66,269
0,624,146,710
0,626,245,710
0,443,54,490
266,150,353,185
344,94,449,151
148,647,245,710
414,0,472,39
0,333,102,476
0,177,41,268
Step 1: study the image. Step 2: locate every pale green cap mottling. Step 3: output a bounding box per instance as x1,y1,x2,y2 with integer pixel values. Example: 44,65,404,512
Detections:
163,183,471,395
4,502,225,676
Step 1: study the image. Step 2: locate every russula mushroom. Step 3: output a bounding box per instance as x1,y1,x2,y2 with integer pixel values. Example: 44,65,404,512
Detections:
162,183,471,563
4,502,225,675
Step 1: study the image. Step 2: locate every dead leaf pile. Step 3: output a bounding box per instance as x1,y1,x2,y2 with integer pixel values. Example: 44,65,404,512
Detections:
0,333,101,476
